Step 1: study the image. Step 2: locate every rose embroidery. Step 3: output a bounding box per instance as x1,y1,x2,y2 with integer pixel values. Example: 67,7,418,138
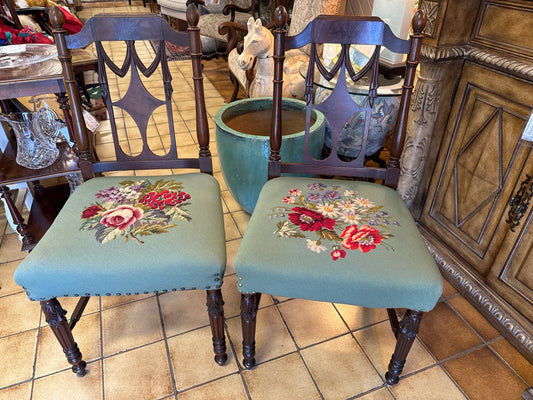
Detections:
100,205,144,230
80,179,191,244
271,183,398,260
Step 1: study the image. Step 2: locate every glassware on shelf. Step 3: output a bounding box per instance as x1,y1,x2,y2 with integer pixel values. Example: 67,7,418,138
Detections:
0,108,61,169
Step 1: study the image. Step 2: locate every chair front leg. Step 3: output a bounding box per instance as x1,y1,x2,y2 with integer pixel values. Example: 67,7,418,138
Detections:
206,289,228,366
385,309,423,385
240,292,261,370
40,298,87,377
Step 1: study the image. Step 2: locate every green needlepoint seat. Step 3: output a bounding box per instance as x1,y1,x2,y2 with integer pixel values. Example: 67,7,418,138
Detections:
235,176,443,311
15,174,226,300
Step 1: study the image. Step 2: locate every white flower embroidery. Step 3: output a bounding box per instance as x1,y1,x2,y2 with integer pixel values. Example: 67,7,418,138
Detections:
306,239,327,253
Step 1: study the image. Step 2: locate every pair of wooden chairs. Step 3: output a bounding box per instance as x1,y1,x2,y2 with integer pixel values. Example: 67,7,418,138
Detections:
14,3,443,386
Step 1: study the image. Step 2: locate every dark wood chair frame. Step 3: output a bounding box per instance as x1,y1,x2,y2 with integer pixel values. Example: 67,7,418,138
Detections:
239,6,427,385
40,4,226,377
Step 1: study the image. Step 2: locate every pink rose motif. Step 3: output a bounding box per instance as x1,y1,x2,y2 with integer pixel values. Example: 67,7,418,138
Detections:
100,205,144,230
340,225,383,253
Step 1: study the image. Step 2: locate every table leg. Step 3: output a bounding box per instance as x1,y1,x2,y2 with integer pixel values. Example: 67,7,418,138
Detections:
0,185,33,247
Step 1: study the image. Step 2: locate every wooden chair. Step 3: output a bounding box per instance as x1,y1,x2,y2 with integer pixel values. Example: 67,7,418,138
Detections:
233,7,443,385
14,4,227,377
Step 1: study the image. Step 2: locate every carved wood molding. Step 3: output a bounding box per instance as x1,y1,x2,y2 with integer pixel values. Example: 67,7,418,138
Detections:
421,227,533,363
421,44,533,80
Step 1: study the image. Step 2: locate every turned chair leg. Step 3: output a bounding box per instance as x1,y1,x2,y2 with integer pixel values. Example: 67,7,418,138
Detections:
40,298,87,377
206,289,228,366
385,309,423,385
240,292,261,370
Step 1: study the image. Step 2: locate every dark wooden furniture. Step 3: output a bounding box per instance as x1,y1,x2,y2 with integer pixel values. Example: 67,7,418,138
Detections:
0,140,80,251
397,0,533,363
0,47,85,251
13,4,227,378
233,7,441,386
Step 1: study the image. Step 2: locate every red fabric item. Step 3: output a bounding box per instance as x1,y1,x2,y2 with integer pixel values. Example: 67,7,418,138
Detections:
0,21,52,45
58,6,83,34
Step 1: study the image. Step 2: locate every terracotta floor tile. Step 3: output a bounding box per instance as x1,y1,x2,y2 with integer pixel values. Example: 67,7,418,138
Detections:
232,210,250,235
446,295,501,342
0,329,37,388
0,292,41,336
0,260,24,296
0,234,25,264
243,353,321,400
335,304,389,331
167,326,238,391
226,305,296,367
159,290,210,337
223,213,241,241
358,387,395,399
0,381,32,399
35,313,101,378
490,338,533,385
302,334,383,398
417,302,483,361
225,239,241,275
220,274,242,319
443,346,527,400
278,299,349,348
354,321,436,378
441,278,458,299
101,297,163,356
179,373,248,400
390,366,467,399
100,293,152,310
104,342,173,400
33,361,103,400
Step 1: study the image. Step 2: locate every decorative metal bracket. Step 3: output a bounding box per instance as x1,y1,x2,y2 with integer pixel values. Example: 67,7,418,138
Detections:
506,174,533,232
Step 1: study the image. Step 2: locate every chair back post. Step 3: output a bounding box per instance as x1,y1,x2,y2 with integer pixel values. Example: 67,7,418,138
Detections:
268,5,288,180
49,5,95,180
385,9,427,188
1,0,22,29
187,4,212,175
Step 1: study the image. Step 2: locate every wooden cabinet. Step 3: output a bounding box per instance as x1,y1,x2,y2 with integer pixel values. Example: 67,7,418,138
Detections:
402,0,533,362
421,60,533,319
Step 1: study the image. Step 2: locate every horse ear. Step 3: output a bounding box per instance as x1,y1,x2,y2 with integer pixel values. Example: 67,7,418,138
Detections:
254,18,263,32
247,17,254,30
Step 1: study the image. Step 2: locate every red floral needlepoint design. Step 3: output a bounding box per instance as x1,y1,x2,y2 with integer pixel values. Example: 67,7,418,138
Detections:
271,183,399,260
80,179,191,244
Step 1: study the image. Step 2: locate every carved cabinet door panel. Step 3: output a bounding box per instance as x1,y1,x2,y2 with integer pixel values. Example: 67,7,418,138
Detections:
420,61,533,277
487,171,533,322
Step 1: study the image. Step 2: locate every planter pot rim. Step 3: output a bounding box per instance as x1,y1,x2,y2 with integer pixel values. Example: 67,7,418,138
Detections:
214,97,324,140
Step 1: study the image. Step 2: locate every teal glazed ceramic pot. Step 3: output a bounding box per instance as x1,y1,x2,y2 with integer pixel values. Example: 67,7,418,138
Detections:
215,97,325,214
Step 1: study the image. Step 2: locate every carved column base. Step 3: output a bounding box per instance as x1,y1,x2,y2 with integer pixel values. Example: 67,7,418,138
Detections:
40,298,87,377
241,292,261,370
206,289,227,366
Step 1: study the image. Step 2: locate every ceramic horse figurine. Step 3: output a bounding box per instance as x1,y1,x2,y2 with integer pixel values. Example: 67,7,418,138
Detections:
237,17,306,99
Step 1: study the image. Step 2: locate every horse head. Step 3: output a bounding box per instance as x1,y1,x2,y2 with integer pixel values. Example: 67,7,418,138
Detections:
237,17,273,71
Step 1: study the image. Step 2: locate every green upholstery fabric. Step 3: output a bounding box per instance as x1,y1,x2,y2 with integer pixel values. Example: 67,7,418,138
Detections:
234,176,443,312
14,173,226,301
